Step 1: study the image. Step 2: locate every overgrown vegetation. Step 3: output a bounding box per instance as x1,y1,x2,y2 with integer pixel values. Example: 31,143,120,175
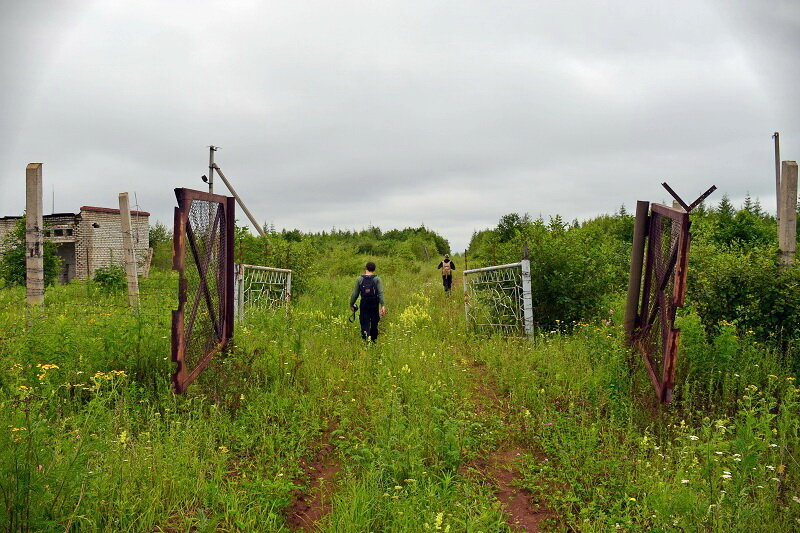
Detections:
92,264,127,292
0,217,62,287
2,194,800,531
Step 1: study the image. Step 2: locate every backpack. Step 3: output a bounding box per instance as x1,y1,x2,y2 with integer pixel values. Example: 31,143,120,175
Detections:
359,276,379,303
441,260,452,277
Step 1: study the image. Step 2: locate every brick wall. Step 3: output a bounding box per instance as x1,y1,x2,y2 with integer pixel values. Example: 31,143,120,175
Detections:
0,207,150,281
79,207,150,279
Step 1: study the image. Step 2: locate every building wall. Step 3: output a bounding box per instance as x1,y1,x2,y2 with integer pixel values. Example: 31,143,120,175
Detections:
0,208,150,281
44,214,80,282
78,208,150,279
0,219,17,252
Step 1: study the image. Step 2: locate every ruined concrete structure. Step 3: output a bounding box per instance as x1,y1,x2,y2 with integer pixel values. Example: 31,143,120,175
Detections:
0,206,150,283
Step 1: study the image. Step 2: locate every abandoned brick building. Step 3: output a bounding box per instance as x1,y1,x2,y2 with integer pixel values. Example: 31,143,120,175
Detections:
0,206,150,283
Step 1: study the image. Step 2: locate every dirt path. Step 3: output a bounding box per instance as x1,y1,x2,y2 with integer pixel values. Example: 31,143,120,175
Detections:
461,360,554,532
285,420,341,531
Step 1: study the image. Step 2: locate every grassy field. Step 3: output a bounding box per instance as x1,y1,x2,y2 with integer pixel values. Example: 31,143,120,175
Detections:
1,260,799,531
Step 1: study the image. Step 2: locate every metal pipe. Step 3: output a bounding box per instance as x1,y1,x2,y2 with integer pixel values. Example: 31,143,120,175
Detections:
463,262,522,275
212,164,266,237
208,146,217,195
624,201,650,341
237,263,292,273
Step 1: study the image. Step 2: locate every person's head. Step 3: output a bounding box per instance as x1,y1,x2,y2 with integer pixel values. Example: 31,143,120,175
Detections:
365,261,376,273
444,254,450,260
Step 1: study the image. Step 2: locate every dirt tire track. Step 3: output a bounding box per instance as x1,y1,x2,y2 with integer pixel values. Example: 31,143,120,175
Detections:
461,359,555,532
285,419,341,531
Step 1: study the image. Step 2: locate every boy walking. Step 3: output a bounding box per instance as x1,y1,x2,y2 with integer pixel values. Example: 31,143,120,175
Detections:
437,254,456,292
349,261,386,342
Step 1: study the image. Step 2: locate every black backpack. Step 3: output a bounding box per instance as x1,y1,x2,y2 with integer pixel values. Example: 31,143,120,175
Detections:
359,276,379,303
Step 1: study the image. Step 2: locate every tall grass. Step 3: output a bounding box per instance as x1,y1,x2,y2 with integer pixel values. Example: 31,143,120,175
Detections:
1,259,799,531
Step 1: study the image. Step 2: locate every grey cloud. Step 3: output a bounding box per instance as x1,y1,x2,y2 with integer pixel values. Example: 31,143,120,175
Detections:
1,0,798,251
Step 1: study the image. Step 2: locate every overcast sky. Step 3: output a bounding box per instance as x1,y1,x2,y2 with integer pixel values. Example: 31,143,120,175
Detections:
1,1,798,251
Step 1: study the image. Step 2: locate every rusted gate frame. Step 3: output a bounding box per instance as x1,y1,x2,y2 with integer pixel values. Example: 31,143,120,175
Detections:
172,188,235,393
634,203,690,404
626,184,715,405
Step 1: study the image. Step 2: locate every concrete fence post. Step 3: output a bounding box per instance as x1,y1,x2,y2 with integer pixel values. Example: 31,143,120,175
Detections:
285,270,292,306
779,161,798,267
142,248,154,278
25,163,44,305
520,246,534,337
118,192,140,307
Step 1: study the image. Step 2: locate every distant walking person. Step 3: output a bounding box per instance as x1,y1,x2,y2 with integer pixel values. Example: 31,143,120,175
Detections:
349,261,386,342
437,254,456,292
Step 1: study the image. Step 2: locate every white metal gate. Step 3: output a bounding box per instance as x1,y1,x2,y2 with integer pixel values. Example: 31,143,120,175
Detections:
463,258,533,336
234,264,292,320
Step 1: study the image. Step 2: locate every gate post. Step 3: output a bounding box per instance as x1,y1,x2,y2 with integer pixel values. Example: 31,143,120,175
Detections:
234,264,243,321
285,270,292,305
779,161,798,267
520,245,534,337
624,201,649,340
463,270,470,328
225,196,236,340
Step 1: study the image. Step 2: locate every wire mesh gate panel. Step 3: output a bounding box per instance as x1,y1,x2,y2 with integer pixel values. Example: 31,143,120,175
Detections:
172,188,235,393
234,264,292,320
628,203,690,404
463,261,533,335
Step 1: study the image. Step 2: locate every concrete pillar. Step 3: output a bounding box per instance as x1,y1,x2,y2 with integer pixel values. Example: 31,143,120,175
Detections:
119,192,140,306
779,161,798,266
25,163,44,305
520,246,534,336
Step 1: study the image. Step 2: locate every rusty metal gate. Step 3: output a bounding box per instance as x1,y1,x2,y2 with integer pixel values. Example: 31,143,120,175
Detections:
625,184,715,404
172,188,235,393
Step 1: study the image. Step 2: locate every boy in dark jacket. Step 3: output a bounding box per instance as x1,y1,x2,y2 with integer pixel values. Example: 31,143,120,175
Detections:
437,254,456,292
349,261,386,342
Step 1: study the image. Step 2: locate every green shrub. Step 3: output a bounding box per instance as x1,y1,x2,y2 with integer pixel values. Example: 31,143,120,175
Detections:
148,221,172,271
0,217,62,287
688,243,800,345
468,214,622,331
93,264,126,292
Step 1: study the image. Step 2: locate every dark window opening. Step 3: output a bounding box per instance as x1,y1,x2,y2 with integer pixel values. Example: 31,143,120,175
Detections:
66,229,73,236
44,231,51,237
54,229,64,236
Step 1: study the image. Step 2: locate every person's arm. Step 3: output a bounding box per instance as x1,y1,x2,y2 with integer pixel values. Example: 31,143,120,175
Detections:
376,277,386,306
349,277,361,308
437,261,443,269
450,261,456,270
